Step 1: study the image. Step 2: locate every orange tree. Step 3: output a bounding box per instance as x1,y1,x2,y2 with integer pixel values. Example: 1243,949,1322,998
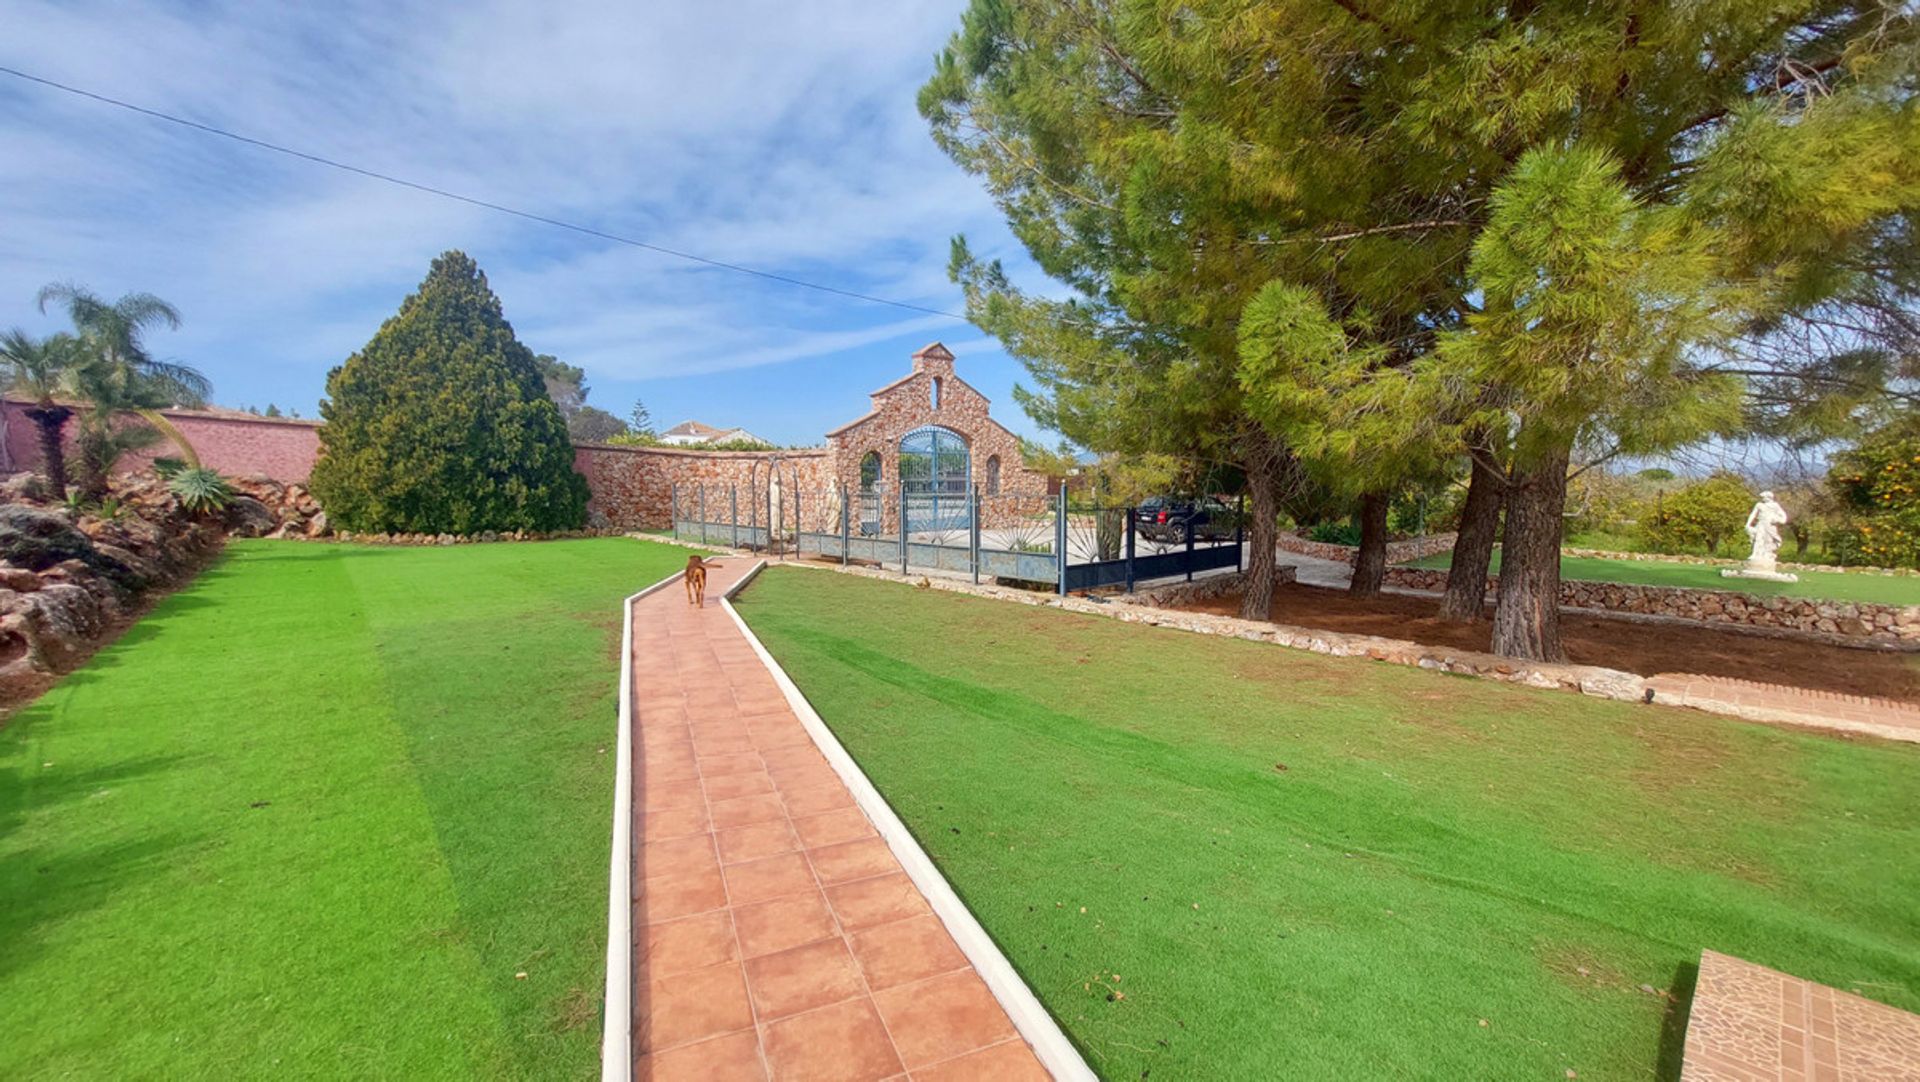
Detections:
1831,436,1920,568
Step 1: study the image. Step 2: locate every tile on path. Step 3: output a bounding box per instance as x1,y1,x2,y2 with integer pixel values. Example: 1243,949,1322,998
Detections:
631,559,1050,1081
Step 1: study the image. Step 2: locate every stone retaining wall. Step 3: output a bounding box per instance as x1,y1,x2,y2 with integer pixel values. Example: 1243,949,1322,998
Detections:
1275,530,1457,566
1381,566,1919,644
1124,567,1295,609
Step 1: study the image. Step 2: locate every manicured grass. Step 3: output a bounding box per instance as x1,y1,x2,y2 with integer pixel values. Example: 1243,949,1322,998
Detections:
735,568,1920,1080
1404,549,1920,605
0,538,692,1079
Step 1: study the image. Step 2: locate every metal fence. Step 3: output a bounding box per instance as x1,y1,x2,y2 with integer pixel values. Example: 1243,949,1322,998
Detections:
671,481,1244,595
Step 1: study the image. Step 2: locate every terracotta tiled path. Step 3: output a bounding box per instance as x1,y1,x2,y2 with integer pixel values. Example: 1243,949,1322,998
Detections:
628,560,1050,1081
1681,951,1920,1081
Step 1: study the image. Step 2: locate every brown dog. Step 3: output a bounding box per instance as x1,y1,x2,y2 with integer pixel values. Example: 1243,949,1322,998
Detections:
684,555,710,608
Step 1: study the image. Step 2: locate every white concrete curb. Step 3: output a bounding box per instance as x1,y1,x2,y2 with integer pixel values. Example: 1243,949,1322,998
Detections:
600,568,690,1082
721,561,1095,1082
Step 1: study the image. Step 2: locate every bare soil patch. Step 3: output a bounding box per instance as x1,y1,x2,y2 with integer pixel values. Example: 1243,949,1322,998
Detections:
1174,582,1920,702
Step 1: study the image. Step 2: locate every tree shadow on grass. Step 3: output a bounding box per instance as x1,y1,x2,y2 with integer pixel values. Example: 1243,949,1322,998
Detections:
0,749,209,980
0,830,201,982
1654,959,1700,1081
0,752,204,843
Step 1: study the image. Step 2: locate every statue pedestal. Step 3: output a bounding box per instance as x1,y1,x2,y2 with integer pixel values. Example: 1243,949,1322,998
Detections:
1721,564,1800,584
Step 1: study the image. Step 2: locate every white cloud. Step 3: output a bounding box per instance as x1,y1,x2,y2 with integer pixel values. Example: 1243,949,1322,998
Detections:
0,0,1038,421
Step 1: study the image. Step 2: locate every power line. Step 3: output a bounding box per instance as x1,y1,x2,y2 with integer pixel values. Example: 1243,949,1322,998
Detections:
0,64,971,322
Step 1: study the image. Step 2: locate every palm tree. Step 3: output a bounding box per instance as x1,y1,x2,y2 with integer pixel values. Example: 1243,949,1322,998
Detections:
36,284,211,489
0,328,84,496
37,284,209,407
66,358,166,501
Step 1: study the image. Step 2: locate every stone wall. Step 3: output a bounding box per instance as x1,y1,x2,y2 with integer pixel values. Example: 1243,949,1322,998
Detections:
1123,567,1296,608
1275,530,1458,566
576,444,831,530
1382,566,1919,644
1,400,322,482
0,399,835,532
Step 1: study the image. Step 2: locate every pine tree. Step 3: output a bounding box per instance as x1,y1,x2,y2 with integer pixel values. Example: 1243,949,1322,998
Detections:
310,251,589,533
925,0,1919,659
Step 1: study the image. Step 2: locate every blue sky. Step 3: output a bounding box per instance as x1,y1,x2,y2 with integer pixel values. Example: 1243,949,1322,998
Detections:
0,0,1053,447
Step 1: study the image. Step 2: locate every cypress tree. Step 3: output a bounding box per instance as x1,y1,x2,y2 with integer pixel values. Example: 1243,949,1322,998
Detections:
310,251,590,533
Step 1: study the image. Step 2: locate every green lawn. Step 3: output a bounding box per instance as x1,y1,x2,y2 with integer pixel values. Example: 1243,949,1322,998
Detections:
735,568,1920,1081
1404,549,1920,605
0,537,691,1079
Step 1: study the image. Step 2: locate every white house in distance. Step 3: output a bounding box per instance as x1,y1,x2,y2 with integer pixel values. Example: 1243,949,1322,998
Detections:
658,419,769,447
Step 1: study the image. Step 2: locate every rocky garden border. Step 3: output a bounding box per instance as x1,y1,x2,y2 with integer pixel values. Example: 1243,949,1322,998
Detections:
1381,566,1918,645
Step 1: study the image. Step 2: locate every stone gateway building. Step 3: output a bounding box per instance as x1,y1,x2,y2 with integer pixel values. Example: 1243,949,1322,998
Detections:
823,342,1046,505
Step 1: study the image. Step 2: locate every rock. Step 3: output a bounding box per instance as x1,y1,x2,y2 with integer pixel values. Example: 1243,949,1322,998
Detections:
0,505,99,572
306,511,329,537
1577,668,1647,702
0,472,47,501
0,567,40,592
15,583,104,670
223,496,278,538
93,543,159,586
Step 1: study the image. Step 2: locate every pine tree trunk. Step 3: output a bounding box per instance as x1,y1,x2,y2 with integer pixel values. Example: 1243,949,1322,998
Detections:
1238,434,1282,621
24,405,71,498
1438,445,1504,622
1491,445,1570,662
1349,491,1389,596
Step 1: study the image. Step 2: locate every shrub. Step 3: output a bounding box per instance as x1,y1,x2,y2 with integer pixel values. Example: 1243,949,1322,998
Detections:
1306,520,1361,546
1639,472,1754,555
1565,469,1649,538
309,252,589,534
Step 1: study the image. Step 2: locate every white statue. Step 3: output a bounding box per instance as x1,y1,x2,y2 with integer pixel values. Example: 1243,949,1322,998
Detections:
1723,490,1799,582
1743,491,1789,569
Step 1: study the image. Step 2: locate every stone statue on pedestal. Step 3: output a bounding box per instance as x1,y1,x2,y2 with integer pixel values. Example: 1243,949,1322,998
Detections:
1721,490,1799,583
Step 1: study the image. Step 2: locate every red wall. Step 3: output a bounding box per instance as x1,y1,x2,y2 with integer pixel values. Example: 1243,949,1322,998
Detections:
0,400,322,482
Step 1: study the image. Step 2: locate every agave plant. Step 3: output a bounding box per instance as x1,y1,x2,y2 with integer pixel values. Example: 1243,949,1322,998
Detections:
168,467,233,515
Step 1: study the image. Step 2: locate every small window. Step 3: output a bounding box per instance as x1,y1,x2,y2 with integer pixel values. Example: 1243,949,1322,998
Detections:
930,377,942,410
985,454,1001,495
859,451,882,491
